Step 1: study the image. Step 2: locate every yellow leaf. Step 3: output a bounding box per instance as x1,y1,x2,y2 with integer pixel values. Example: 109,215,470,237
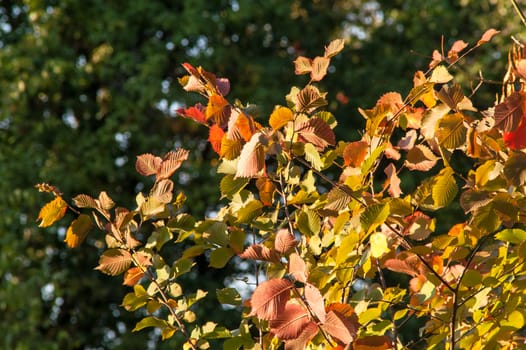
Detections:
37,196,68,227
370,232,390,258
64,214,92,248
269,106,293,130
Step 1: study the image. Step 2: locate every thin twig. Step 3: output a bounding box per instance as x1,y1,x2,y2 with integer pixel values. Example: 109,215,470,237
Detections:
511,0,526,27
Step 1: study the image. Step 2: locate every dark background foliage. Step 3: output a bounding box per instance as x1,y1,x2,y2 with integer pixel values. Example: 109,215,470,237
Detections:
0,1,521,348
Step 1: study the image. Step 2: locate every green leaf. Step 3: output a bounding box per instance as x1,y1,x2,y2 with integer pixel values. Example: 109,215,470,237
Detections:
132,316,170,332
296,207,321,236
360,202,390,234
461,269,482,288
171,258,194,278
361,144,387,175
436,113,467,149
209,247,234,268
216,288,242,306
304,143,323,171
220,174,249,199
431,167,458,209
495,229,526,244
236,199,263,223
122,285,149,311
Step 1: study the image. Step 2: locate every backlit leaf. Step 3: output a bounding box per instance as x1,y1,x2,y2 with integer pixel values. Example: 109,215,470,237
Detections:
360,203,390,234
430,65,453,83
176,103,207,124
436,113,467,149
321,310,358,345
73,194,98,209
353,335,392,350
304,143,323,171
37,196,68,227
294,56,312,75
432,167,458,208
136,153,162,177
289,253,308,283
132,316,169,332
220,137,243,160
269,106,294,130
209,124,225,155
283,322,318,350
495,229,526,244
274,229,297,254
384,259,419,277
477,28,500,46
384,163,402,198
256,177,276,206
123,266,144,287
151,179,173,204
324,38,345,58
311,56,330,82
239,244,280,263
206,94,231,126
157,149,189,180
494,91,525,132
295,85,327,113
296,117,335,150
437,84,464,110
220,174,249,199
95,248,133,276
324,186,352,212
304,283,326,323
370,232,390,258
235,132,266,178
504,117,526,150
343,140,369,167
64,214,92,248
269,303,310,340
250,278,293,320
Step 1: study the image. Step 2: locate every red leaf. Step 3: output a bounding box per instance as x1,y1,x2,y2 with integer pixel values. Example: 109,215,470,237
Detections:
270,303,311,340
274,229,297,254
289,253,308,283
494,92,525,133
477,28,500,46
304,283,326,323
136,154,162,177
504,117,526,150
296,117,335,150
176,103,207,124
235,132,266,178
157,149,189,180
208,124,225,155
239,244,280,263
250,278,294,320
321,310,358,345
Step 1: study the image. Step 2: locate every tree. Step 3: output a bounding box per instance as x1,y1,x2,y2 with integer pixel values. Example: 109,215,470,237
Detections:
3,1,524,348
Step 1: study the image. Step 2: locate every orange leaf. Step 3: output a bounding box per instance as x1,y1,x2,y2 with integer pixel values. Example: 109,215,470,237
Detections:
64,214,92,248
206,94,231,126
284,322,318,350
250,278,294,320
304,283,326,323
136,153,162,177
448,40,468,63
321,310,358,345
269,106,294,130
270,303,311,340
123,266,144,286
95,248,133,276
384,258,419,277
343,140,369,167
288,253,308,283
311,56,330,82
274,228,297,254
233,111,257,142
477,28,500,46
37,196,68,228
157,149,189,180
353,335,392,350
208,124,225,155
176,103,207,124
256,177,276,206
384,163,402,198
324,38,345,58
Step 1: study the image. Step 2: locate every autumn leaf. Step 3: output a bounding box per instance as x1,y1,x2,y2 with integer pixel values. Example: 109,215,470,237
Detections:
206,94,231,126
324,38,345,58
157,149,190,180
95,248,133,276
250,278,294,320
294,56,312,75
235,132,266,178
384,258,420,277
343,140,368,167
447,40,468,63
295,85,327,113
73,193,98,209
123,266,144,286
176,103,207,124
64,214,92,248
289,253,308,283
477,28,500,46
321,310,358,345
353,335,392,350
208,124,225,155
404,145,439,171
269,303,311,340
384,163,402,198
37,196,68,227
283,322,318,350
151,179,173,204
370,232,390,258
503,116,526,150
269,106,294,130
136,153,162,177
239,244,280,263
430,65,453,84
256,177,276,206
274,228,297,254
296,117,335,150
304,283,326,323
494,91,525,132
311,56,330,82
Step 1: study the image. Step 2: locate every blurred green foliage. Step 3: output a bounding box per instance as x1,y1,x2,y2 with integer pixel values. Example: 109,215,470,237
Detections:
0,0,522,348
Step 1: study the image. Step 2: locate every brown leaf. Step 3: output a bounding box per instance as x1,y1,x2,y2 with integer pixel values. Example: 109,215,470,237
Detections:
73,194,98,209
437,84,464,110
37,196,68,228
157,149,189,180
353,335,393,350
311,56,330,82
239,244,280,263
274,229,297,254
270,303,311,340
477,28,500,46
295,85,327,113
304,283,326,323
343,140,369,167
98,191,115,210
95,248,133,276
326,303,356,318
321,310,358,345
404,145,438,171
494,91,525,133
296,117,335,150
235,132,266,178
151,179,174,204
256,177,276,206
64,214,92,248
250,278,293,320
289,253,308,283
136,153,162,177
384,258,419,277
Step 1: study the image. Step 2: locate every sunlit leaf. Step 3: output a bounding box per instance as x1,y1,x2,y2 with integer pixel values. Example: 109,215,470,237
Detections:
321,310,358,345
304,283,326,323
157,149,189,180
176,103,207,124
256,177,276,206
123,266,144,287
209,124,225,155
136,153,162,177
269,303,311,340
209,247,234,268
239,244,280,263
494,91,525,132
289,253,308,283
216,287,242,306
294,56,312,75
274,229,297,254
360,203,390,234
296,117,335,150
324,38,345,58
132,316,170,332
37,196,68,227
437,84,464,110
250,278,293,320
343,140,369,167
384,163,402,198
95,248,133,276
295,85,327,113
430,65,453,83
151,179,174,204
235,132,266,178
370,232,390,258
269,106,294,130
206,94,231,126
436,113,467,149
353,335,392,350
73,194,98,209
495,229,526,244
477,28,500,46
64,214,92,248
220,174,249,199
432,167,458,208
311,56,330,82
404,144,439,171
